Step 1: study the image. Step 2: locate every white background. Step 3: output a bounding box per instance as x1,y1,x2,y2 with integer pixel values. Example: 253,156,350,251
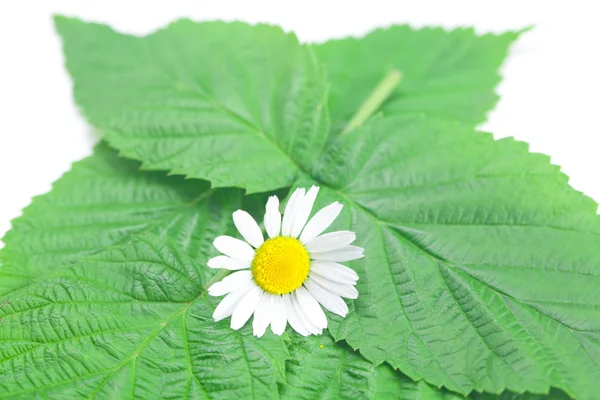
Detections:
1,0,599,246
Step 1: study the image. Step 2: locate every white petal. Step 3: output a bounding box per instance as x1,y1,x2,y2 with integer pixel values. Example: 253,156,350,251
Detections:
295,286,327,329
231,286,263,330
270,295,287,335
264,196,282,239
208,270,252,297
304,279,348,317
290,186,319,238
252,294,272,337
282,294,309,336
233,210,264,248
213,236,255,261
212,281,256,321
306,230,356,253
281,188,305,236
310,245,364,262
207,256,251,270
307,275,359,299
309,261,359,285
292,292,322,335
299,202,344,244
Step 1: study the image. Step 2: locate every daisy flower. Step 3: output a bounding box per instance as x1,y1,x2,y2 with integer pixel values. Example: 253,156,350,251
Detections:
207,186,363,337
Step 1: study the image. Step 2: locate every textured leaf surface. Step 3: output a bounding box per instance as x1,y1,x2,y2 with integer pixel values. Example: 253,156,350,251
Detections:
0,235,290,399
314,26,522,133
282,333,406,399
55,17,329,193
0,144,293,398
0,142,241,293
292,115,600,399
283,334,568,400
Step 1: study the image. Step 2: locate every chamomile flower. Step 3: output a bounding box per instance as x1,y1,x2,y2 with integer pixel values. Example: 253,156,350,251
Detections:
207,186,363,337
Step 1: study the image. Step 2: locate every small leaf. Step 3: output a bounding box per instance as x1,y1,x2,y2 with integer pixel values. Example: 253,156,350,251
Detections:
55,16,329,193
314,25,523,133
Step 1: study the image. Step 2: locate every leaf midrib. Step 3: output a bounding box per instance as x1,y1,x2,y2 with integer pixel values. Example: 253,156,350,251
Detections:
108,69,314,181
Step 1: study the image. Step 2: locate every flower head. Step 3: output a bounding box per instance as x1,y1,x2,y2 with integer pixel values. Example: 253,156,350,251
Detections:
207,186,363,337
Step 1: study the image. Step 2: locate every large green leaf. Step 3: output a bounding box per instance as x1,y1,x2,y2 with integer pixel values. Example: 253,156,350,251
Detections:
55,16,329,193
0,233,292,399
313,26,522,133
0,145,296,398
286,115,599,399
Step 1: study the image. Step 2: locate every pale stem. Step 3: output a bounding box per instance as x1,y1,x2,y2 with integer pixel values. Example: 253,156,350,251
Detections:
203,268,230,292
341,69,403,135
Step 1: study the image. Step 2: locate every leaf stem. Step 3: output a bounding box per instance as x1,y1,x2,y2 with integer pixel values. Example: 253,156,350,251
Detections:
341,69,402,135
203,268,230,291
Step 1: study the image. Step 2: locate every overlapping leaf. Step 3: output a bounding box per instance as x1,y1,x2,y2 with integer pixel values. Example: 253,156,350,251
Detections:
313,26,522,133
55,16,329,193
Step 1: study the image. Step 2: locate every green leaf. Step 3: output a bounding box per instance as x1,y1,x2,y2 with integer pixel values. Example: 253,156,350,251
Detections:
282,333,404,399
288,115,599,399
54,16,329,193
0,144,294,398
0,234,290,399
313,26,522,133
0,142,241,293
0,143,570,400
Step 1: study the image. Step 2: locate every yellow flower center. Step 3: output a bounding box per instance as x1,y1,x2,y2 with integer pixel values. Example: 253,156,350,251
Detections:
251,236,310,295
